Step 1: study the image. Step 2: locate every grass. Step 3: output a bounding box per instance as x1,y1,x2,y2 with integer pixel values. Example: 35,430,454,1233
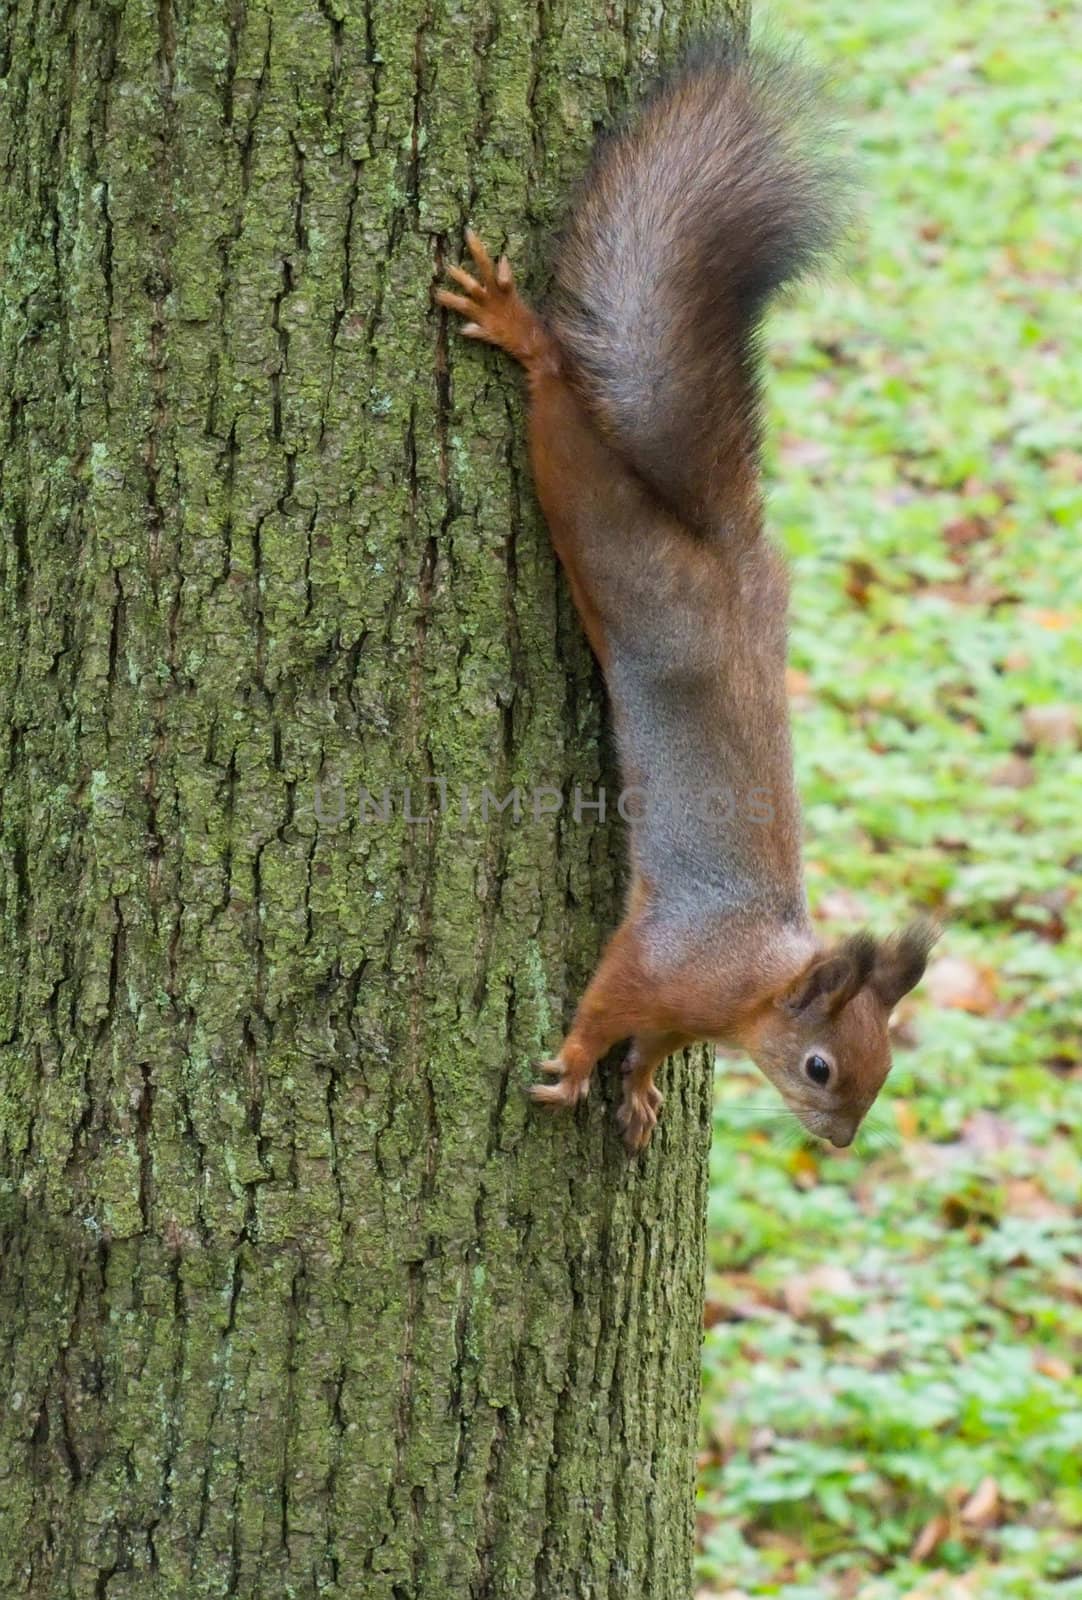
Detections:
696,1,1082,1595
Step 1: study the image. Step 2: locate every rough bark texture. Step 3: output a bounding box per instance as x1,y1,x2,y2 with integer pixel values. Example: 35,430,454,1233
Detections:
0,1,744,1595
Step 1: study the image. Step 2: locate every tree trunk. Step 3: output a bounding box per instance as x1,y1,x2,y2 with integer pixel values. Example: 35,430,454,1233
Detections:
0,1,745,1594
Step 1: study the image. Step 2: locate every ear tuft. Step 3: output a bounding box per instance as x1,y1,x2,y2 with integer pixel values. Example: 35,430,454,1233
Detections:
784,930,878,1018
871,918,940,1009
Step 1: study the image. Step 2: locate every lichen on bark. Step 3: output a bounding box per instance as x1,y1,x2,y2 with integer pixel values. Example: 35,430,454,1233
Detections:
1,0,745,1594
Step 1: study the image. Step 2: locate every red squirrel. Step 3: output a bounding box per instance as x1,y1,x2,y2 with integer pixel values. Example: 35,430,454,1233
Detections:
437,40,937,1154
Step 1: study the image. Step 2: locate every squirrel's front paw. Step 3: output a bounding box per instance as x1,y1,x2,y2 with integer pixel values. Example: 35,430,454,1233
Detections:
528,1055,590,1110
616,1083,664,1155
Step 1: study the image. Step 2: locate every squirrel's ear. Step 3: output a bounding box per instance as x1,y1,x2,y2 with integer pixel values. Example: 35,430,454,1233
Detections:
783,932,878,1018
870,919,940,1009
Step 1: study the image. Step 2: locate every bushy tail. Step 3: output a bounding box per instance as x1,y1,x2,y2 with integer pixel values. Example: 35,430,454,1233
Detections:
551,38,846,531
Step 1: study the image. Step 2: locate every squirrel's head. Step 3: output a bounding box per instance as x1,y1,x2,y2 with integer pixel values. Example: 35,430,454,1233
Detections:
744,921,938,1147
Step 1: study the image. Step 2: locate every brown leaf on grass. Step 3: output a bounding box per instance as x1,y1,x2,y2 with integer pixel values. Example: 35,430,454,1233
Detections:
844,558,879,607
783,1264,857,1318
787,1146,821,1189
753,1530,810,1569
1014,117,1058,160
893,1099,920,1140
1021,704,1080,749
902,1578,983,1599
1008,885,1074,941
785,666,813,708
1047,450,1082,483
704,1272,783,1328
910,1513,950,1562
988,754,1035,789
1026,606,1075,630
917,577,1012,607
940,1184,1000,1229
960,1110,1018,1155
1034,1351,1073,1382
777,434,831,471
1005,1179,1074,1222
888,1005,923,1048
943,514,992,555
960,1476,1000,1528
925,956,999,1014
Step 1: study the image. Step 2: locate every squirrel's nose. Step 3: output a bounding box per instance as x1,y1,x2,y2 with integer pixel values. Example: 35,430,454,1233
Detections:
829,1128,854,1149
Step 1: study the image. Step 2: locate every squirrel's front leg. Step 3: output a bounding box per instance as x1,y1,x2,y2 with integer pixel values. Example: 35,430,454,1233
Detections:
528,923,655,1134
528,977,633,1112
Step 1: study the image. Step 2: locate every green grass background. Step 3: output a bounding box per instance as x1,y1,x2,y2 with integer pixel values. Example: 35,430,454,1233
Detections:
696,1,1082,1595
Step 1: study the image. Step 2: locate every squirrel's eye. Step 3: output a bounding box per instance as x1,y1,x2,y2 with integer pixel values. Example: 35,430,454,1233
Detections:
805,1053,831,1086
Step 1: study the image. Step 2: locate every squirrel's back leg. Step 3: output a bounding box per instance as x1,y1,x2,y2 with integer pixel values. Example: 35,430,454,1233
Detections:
616,1031,690,1154
438,231,615,665
436,231,555,371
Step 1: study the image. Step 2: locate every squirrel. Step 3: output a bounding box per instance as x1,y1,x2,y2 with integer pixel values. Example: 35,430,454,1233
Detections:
436,38,937,1155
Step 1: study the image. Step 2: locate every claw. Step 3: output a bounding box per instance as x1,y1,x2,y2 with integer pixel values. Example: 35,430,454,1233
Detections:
435,288,476,314
528,1054,589,1109
616,1085,664,1154
446,263,484,297
529,1077,588,1108
465,227,495,282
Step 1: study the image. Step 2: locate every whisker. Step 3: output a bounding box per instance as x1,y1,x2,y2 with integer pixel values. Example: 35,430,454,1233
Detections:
855,1116,902,1154
714,1105,796,1117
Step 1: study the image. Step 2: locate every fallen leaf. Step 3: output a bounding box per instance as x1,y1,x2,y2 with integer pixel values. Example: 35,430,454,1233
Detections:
1022,704,1079,749
894,1099,920,1140
1005,1178,1073,1221
911,1513,950,1562
960,1476,1000,1528
1027,608,1074,630
943,513,991,553
961,1110,1018,1154
889,1006,923,1048
785,667,813,707
1008,886,1074,941
703,1276,779,1328
988,755,1035,789
1034,1351,1073,1382
925,956,999,1014
845,558,879,607
783,1264,857,1318
1048,450,1082,483
787,1146,821,1189
778,434,832,470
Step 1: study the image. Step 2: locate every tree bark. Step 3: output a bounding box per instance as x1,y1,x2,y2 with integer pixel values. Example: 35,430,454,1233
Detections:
0,1,745,1595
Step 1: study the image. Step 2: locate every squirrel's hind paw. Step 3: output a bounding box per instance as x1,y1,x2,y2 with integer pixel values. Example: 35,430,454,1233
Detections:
616,1084,664,1155
435,231,546,367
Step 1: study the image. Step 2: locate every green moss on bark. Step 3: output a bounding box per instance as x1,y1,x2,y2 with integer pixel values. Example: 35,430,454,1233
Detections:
1,1,746,1594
